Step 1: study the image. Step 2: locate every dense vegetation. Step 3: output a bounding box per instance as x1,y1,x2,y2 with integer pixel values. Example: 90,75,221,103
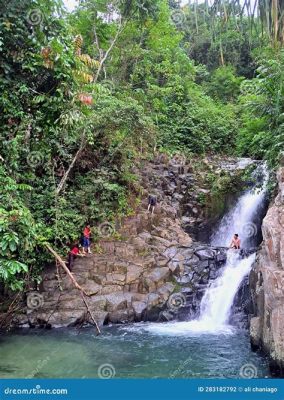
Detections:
0,0,283,290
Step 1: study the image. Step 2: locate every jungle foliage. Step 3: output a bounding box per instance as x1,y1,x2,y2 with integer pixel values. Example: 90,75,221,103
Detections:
0,0,283,290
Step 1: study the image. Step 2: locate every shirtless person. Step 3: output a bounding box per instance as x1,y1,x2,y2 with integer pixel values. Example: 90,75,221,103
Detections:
230,233,241,249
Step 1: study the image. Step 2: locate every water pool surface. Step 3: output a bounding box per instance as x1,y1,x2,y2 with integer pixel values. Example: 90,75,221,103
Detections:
0,323,270,379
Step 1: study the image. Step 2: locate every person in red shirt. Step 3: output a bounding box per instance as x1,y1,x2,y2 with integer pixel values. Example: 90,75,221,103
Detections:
67,244,80,271
83,224,92,254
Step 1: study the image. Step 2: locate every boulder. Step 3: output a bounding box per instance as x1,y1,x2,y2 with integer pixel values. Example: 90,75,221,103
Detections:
105,293,131,312
132,301,147,319
28,310,85,328
195,248,215,260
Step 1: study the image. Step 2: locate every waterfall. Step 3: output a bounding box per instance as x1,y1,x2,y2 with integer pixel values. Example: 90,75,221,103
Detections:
210,163,268,249
194,253,255,332
146,162,268,336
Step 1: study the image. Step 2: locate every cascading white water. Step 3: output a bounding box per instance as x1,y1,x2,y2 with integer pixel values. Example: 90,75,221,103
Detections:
146,162,268,336
210,163,268,248
193,252,255,332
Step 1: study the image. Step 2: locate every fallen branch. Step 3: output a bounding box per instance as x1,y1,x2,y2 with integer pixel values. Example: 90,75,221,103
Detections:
44,243,101,335
45,243,89,295
81,292,101,335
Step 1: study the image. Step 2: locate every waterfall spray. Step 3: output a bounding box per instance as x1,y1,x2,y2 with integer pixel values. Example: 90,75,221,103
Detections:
146,162,268,335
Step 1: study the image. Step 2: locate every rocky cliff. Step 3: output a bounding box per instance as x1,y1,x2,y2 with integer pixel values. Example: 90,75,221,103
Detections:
250,167,284,375
6,155,250,330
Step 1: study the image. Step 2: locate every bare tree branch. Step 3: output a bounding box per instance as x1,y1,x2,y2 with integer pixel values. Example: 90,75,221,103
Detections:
93,17,125,83
56,137,86,195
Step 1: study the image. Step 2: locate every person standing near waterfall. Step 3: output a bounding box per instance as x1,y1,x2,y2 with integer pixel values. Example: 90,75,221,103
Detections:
230,233,241,249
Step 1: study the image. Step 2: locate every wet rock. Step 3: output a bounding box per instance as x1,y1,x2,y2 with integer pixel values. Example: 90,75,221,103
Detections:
250,317,261,349
132,301,147,320
159,310,174,321
29,310,86,328
195,248,216,260
108,310,133,324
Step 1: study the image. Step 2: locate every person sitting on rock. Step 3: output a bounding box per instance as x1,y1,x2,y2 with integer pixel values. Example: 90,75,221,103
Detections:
230,233,241,249
147,194,157,214
83,224,92,254
67,243,84,271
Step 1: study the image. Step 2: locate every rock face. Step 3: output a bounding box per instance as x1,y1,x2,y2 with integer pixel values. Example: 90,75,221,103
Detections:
20,236,227,329
249,167,284,375
12,157,229,329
